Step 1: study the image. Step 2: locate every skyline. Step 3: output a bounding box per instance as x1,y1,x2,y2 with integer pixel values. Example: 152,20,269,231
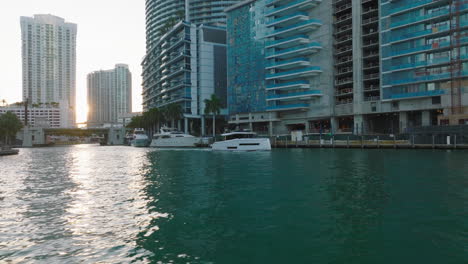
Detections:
0,0,146,123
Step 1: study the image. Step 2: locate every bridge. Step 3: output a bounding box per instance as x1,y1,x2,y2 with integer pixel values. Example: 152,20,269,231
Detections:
19,127,128,147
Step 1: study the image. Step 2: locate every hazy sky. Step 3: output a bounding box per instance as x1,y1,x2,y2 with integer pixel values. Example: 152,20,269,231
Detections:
0,0,146,123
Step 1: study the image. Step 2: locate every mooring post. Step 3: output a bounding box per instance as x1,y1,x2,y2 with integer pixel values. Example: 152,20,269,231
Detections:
361,135,364,149
347,136,349,148
454,134,457,149
432,134,435,149
377,136,380,148
412,135,415,148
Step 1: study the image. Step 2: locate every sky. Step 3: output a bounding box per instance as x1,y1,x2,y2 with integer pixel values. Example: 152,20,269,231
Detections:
0,0,146,123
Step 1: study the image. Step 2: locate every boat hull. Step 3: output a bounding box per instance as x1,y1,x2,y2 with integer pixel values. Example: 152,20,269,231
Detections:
211,138,271,151
150,137,201,148
131,139,149,147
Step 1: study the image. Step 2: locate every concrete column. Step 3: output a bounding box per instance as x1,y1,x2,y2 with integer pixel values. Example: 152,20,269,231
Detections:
422,110,430,126
331,117,338,134
269,121,273,137
354,114,364,135
177,120,181,130
184,118,189,134
248,113,253,131
399,112,408,133
22,127,33,147
352,0,364,113
305,121,310,134
201,116,206,136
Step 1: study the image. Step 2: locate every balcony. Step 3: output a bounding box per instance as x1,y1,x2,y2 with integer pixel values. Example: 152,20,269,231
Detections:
384,71,468,86
266,0,321,17
266,66,322,80
384,37,468,58
266,90,322,101
266,80,310,91
389,7,451,29
265,57,311,70
266,103,309,111
265,35,310,49
266,42,322,59
386,24,452,44
266,12,309,28
363,73,379,80
384,0,443,17
265,19,322,38
386,54,468,73
388,89,445,100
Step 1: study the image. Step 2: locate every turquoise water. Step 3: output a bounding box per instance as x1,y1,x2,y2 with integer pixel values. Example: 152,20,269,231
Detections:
0,145,466,263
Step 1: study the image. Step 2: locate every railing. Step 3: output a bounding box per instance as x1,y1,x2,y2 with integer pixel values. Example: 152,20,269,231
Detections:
266,103,309,110
384,0,434,17
267,90,322,99
266,12,308,26
265,35,308,47
386,37,468,58
266,0,319,16
267,19,322,36
390,8,449,28
265,57,309,68
386,71,468,86
266,42,322,57
364,96,380,101
389,89,445,99
266,66,322,78
266,80,309,89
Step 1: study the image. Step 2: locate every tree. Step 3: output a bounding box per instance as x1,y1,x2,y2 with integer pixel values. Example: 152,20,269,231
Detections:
164,103,183,128
204,94,222,137
126,116,144,129
0,112,23,146
1,99,6,107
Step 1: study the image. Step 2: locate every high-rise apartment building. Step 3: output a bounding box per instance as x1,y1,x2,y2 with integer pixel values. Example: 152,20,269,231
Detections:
142,0,242,134
87,64,132,127
226,0,468,136
381,0,468,128
20,14,77,128
227,0,336,135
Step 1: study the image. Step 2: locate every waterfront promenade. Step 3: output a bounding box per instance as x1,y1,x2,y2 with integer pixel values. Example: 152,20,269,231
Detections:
0,145,466,263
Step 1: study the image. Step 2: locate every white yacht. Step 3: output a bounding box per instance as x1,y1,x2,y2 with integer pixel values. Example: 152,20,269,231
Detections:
131,128,149,147
211,131,271,151
150,127,201,148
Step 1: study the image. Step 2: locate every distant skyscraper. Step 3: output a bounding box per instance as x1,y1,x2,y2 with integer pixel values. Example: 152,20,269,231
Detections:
87,64,132,126
20,14,77,127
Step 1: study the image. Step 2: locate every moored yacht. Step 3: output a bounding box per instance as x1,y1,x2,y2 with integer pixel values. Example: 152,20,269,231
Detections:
211,131,271,151
150,127,201,148
131,128,149,147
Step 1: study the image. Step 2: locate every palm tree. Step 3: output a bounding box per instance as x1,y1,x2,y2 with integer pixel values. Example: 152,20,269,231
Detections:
164,103,183,128
1,99,6,107
204,94,222,138
147,107,162,135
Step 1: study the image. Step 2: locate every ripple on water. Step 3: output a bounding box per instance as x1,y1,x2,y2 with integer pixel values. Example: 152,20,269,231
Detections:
0,146,466,263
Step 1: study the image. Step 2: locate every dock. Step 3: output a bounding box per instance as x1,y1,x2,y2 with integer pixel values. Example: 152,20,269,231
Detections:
272,139,468,150
0,148,19,156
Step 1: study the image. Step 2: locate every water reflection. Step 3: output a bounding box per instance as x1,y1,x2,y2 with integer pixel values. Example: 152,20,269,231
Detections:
0,147,466,263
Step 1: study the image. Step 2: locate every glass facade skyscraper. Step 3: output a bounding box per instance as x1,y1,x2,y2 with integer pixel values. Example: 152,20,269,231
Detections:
143,0,242,134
